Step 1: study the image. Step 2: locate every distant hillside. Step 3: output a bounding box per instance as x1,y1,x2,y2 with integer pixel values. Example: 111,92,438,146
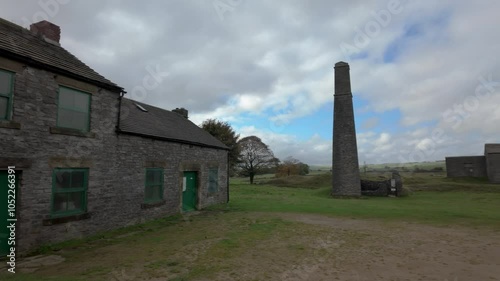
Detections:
309,161,446,173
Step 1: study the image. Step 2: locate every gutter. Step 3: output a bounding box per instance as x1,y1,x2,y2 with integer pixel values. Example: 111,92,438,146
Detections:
116,90,126,131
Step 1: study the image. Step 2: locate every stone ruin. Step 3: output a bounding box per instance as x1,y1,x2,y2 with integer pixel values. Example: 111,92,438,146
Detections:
361,172,403,197
332,61,403,197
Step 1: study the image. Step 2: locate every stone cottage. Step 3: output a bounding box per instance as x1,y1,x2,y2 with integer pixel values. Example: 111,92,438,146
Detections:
445,144,500,183
0,18,229,255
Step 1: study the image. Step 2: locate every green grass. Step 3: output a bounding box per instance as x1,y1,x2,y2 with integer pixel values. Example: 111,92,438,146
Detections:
213,173,500,229
1,171,499,280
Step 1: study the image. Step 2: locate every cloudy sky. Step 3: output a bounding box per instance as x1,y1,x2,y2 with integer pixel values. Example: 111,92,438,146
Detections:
1,0,499,166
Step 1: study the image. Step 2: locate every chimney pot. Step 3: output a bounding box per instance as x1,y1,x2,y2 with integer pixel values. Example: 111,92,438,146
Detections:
30,20,61,44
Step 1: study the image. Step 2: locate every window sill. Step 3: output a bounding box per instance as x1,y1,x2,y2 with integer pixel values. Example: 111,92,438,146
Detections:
0,120,21,130
50,127,96,138
43,212,91,226
141,200,165,209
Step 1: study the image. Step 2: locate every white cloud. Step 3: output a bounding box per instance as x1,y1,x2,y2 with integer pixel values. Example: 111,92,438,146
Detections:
1,0,499,165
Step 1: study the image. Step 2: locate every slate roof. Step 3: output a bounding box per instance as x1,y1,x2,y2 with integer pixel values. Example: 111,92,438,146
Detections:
0,18,122,92
119,98,228,150
485,144,500,154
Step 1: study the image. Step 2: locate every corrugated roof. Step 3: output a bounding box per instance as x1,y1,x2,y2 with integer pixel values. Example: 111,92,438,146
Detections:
119,98,228,150
485,143,500,154
0,18,122,91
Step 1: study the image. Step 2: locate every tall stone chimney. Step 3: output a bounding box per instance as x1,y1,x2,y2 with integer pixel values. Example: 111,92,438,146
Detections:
332,61,361,197
30,20,61,44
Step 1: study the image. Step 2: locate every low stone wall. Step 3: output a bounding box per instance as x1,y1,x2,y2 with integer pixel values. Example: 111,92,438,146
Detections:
361,172,403,197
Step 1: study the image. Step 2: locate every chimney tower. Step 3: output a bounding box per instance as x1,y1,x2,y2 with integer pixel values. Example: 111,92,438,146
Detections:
332,61,361,197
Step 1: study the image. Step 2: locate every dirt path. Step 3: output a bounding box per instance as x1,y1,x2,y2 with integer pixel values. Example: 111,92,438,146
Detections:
4,211,499,281
274,213,500,281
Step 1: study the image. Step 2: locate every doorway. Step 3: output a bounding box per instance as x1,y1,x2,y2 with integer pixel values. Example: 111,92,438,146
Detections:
182,171,197,212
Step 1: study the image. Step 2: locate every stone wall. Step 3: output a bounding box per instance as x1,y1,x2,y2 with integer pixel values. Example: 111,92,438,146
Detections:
445,156,487,178
486,153,500,183
361,172,403,197
0,58,228,253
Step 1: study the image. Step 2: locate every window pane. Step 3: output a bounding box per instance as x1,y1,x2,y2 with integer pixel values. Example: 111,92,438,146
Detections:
145,170,163,201
67,192,83,211
52,169,88,217
208,169,218,193
57,108,74,128
0,96,8,119
58,108,88,131
153,185,162,200
71,111,88,131
53,193,68,212
58,88,90,131
146,170,155,185
0,71,12,95
145,186,154,200
73,92,89,112
152,171,162,184
58,88,74,108
146,170,162,184
71,171,85,188
55,171,71,189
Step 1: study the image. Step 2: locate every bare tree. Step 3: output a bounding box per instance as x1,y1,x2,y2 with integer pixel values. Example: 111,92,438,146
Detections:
238,136,277,184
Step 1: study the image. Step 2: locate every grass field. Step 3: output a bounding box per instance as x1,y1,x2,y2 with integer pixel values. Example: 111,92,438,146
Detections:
224,172,500,229
1,171,499,280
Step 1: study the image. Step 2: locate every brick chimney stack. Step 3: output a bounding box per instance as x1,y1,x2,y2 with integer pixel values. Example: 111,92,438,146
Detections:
332,61,361,197
30,20,61,44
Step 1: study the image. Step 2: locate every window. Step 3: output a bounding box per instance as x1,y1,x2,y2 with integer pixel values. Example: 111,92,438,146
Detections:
57,86,91,131
51,168,88,217
145,168,164,203
208,168,218,193
0,69,14,120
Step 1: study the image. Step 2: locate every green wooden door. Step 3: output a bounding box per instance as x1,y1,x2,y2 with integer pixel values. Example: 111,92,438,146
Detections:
182,171,197,212
0,170,16,256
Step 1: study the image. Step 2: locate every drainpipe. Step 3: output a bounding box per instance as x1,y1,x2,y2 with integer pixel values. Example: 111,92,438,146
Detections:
116,90,126,132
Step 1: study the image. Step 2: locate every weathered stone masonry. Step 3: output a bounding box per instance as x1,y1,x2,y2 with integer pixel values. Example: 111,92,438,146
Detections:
0,56,228,252
445,144,500,183
332,62,361,197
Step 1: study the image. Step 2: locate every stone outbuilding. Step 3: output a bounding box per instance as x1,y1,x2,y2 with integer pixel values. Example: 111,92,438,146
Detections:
445,144,500,183
0,18,229,255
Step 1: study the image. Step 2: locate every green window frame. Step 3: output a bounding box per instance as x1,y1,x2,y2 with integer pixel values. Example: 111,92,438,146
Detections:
208,168,218,194
0,69,14,121
51,168,88,217
145,168,164,203
57,86,91,132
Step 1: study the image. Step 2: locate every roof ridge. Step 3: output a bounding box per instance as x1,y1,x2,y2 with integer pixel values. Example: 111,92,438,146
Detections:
0,18,112,84
124,97,178,113
57,43,114,84
0,18,26,31
0,17,122,91
0,18,56,47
